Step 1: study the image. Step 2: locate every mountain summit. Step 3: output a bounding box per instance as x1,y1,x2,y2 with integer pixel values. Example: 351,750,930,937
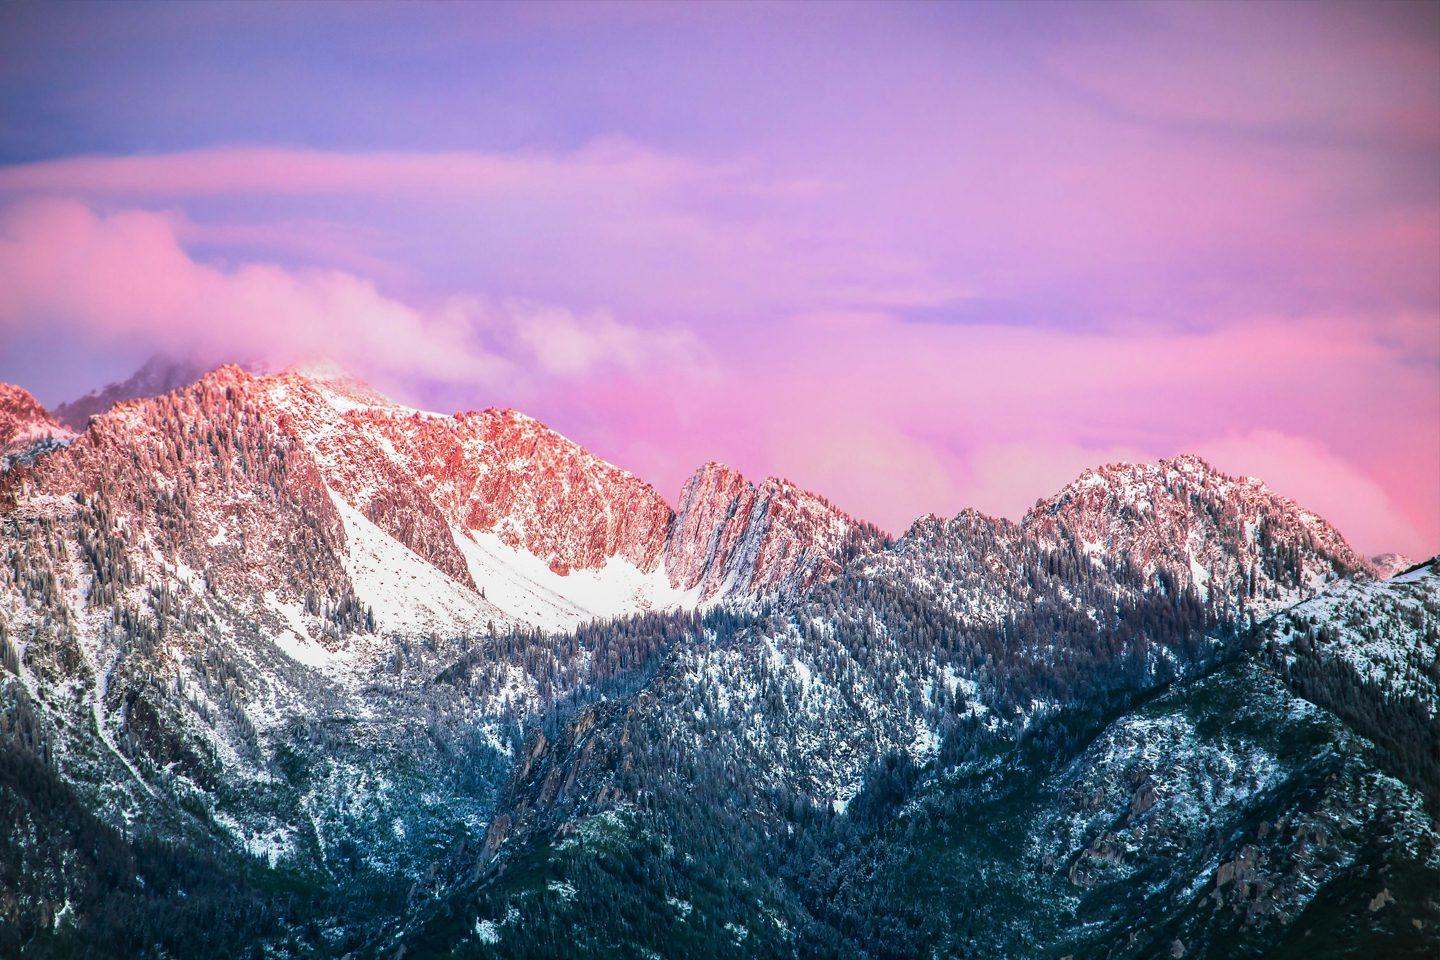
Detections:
1024,454,1373,615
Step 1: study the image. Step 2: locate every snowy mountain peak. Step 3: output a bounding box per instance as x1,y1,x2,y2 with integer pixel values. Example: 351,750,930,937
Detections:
1023,453,1369,613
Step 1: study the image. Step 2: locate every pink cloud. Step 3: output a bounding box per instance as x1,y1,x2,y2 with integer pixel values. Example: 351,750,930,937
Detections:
0,198,697,395
520,310,1436,555
0,198,501,382
0,141,746,202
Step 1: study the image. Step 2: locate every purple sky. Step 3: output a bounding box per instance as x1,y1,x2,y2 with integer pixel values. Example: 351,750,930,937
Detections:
0,1,1436,555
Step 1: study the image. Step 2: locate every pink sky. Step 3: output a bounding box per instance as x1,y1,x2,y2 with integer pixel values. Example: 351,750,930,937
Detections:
0,2,1436,556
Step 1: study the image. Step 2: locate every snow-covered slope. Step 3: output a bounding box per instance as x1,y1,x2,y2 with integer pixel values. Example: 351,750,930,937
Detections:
1260,558,1439,802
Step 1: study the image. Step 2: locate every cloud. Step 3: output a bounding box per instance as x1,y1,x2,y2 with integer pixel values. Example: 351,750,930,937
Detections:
0,198,698,393
499,301,706,378
503,308,1437,557
0,198,498,382
0,140,746,202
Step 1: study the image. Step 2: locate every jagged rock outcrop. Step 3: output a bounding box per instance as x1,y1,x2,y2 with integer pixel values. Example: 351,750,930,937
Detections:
665,461,888,600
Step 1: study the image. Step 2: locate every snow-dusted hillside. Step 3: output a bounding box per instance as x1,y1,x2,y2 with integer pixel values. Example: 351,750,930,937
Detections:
0,362,881,877
1267,560,1437,709
474,463,1378,853
396,528,1438,959
1260,559,1439,801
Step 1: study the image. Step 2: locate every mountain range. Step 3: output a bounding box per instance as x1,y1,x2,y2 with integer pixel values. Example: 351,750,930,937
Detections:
0,359,1434,959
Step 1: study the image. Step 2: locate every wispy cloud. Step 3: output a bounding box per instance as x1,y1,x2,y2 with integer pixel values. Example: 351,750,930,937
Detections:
0,198,701,395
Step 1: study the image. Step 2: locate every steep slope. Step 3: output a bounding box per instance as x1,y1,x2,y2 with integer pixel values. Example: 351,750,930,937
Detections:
1260,559,1439,805
665,462,889,601
0,383,73,470
256,368,678,628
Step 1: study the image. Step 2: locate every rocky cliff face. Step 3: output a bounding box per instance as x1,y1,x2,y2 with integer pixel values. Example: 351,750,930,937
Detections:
665,461,888,600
